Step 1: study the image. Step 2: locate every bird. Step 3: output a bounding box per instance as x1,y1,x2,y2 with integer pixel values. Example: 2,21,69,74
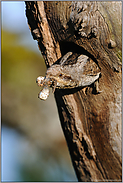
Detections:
36,51,101,100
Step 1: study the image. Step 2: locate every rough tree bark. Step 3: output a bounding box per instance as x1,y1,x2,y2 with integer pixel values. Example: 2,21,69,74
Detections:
25,1,122,182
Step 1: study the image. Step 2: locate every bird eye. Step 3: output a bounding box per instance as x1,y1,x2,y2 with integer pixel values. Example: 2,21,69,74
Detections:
59,73,62,77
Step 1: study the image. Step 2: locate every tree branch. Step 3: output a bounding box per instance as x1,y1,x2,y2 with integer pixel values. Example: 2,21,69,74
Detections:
25,1,122,181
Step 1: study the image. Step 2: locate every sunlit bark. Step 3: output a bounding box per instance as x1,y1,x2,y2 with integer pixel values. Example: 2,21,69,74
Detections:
25,1,122,181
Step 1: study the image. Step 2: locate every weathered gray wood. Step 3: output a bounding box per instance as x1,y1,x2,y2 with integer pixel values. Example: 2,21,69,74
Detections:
25,1,122,181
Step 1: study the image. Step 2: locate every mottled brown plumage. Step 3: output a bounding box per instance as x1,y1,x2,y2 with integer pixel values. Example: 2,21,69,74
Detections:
36,51,101,100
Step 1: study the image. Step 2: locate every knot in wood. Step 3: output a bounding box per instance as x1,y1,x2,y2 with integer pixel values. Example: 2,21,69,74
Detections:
70,2,98,38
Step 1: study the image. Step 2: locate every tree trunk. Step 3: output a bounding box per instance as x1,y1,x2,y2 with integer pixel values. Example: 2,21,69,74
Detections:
25,1,122,182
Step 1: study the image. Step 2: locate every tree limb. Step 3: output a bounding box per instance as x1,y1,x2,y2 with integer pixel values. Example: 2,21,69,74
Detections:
25,1,122,181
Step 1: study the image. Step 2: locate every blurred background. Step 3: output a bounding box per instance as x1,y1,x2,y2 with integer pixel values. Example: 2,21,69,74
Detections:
1,1,77,181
